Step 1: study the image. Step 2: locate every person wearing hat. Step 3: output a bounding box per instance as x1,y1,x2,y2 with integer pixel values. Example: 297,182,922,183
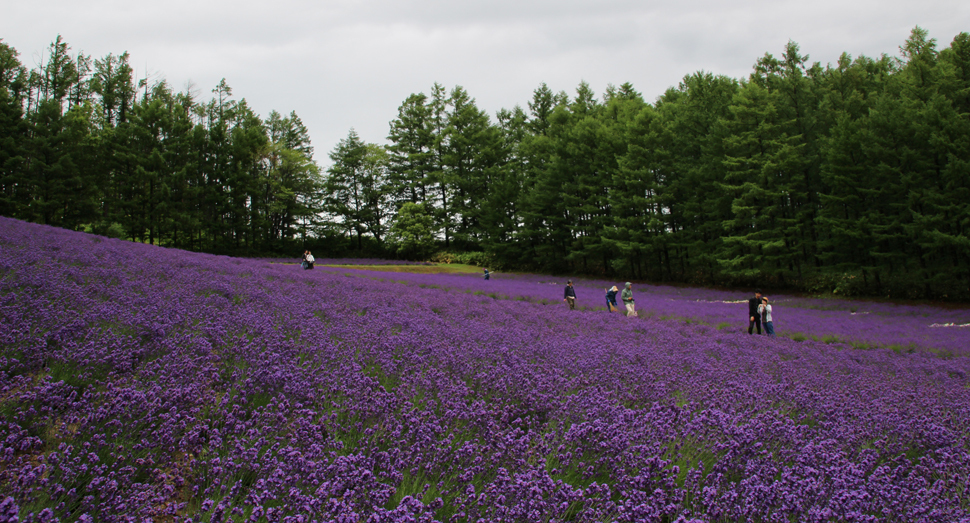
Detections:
605,285,619,312
563,280,577,310
621,282,636,317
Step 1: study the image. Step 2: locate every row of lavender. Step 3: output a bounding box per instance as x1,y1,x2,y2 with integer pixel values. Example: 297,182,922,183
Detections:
1,217,969,521
322,267,970,357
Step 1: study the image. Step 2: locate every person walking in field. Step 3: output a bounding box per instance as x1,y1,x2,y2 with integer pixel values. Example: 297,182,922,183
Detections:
748,289,763,334
563,280,577,310
606,285,619,312
759,296,775,336
621,282,636,317
483,268,490,280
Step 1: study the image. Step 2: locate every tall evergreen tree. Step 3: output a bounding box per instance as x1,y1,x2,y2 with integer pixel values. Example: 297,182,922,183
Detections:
444,85,501,248
324,129,383,251
387,93,433,207
0,41,27,218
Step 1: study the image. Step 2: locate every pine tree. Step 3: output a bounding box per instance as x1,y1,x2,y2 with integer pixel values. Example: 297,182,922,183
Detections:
0,41,27,218
484,105,529,264
387,93,433,207
323,129,372,251
444,85,501,249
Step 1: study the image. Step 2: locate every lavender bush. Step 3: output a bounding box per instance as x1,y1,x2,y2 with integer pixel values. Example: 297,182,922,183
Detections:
1,216,969,522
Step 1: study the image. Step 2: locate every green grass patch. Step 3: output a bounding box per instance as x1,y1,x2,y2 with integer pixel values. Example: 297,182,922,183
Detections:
889,343,918,354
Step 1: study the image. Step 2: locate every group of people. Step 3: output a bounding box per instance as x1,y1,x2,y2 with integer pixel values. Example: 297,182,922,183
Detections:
563,280,776,334
562,280,638,317
301,251,315,270
608,282,637,317
315,262,773,334
747,289,775,336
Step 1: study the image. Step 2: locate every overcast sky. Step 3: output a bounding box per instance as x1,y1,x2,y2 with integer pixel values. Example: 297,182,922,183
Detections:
3,0,968,164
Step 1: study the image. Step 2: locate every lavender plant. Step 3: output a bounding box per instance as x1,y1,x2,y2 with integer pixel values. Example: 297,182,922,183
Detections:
1,217,969,522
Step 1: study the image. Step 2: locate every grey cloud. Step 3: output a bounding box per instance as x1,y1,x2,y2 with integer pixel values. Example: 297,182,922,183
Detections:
3,0,969,163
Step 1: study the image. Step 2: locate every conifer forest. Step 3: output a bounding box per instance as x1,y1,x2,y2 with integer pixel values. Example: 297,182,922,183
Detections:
1,28,969,300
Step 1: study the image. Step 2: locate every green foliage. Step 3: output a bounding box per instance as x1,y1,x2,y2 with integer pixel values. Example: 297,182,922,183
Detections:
388,202,438,260
430,251,491,266
323,129,390,251
5,30,970,300
0,37,324,256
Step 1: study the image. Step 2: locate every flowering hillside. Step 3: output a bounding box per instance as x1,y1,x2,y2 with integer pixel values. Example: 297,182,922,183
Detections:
1,217,969,522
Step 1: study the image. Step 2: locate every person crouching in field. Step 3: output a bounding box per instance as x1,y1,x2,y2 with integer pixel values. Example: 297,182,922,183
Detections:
302,250,314,270
563,280,577,310
759,297,775,336
621,282,637,317
606,286,618,312
748,289,762,334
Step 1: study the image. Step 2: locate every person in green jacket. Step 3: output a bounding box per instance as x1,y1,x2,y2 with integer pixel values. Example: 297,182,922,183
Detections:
621,282,636,317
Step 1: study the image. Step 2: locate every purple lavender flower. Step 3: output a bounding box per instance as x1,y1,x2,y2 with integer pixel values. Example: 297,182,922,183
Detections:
1,216,969,521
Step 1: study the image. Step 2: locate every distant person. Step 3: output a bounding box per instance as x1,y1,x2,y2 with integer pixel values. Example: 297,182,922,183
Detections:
759,297,775,337
304,250,315,270
301,250,309,269
748,289,763,334
606,285,618,312
563,280,577,310
621,282,636,317
483,268,490,280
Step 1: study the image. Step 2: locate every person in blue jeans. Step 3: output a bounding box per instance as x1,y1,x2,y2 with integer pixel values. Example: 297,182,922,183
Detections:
759,297,775,336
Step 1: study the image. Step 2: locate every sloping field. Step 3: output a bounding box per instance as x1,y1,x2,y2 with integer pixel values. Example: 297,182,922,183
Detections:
1,216,969,522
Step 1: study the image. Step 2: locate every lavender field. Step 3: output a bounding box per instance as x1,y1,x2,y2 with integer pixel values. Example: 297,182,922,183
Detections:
2,217,970,522
323,269,970,358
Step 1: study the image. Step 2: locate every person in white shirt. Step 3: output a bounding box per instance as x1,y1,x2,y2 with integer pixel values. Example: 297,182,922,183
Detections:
758,297,775,337
302,250,315,270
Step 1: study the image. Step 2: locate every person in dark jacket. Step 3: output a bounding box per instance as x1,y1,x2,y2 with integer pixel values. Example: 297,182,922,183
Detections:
748,289,763,334
483,269,490,280
606,286,618,312
563,280,577,310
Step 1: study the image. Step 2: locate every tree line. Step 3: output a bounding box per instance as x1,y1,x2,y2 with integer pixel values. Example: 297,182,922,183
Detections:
2,29,969,300
0,36,319,254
